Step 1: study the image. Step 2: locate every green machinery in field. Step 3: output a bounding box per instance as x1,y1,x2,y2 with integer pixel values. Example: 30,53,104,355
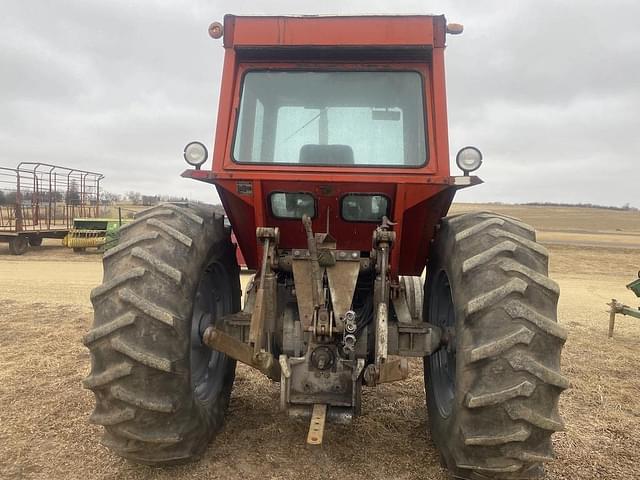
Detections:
62,218,128,252
607,272,640,337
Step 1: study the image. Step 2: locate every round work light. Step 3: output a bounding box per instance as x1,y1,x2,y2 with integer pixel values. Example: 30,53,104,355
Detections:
208,22,223,39
183,141,208,169
455,146,483,175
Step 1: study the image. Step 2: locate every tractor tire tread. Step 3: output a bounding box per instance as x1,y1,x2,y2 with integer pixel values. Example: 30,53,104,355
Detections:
468,326,535,362
89,408,136,426
462,241,518,273
486,228,549,259
90,268,147,301
119,209,175,233
506,352,570,389
82,312,137,346
83,362,133,389
505,401,565,432
117,288,179,329
463,425,532,446
146,218,193,248
84,202,238,464
103,232,159,260
465,380,536,408
130,247,182,283
426,211,566,479
114,426,183,444
502,301,568,342
109,384,177,413
110,336,174,373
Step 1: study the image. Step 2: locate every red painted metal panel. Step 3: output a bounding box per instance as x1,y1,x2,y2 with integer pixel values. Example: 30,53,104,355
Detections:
262,180,396,252
204,174,455,274
397,187,455,275
215,182,258,268
211,49,238,174
224,15,443,48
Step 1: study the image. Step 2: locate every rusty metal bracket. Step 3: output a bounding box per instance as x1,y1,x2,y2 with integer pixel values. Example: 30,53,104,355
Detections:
292,259,315,329
203,327,281,381
302,215,324,310
374,302,388,365
327,261,360,332
363,358,409,386
249,227,278,354
391,291,413,325
388,322,442,357
292,249,360,263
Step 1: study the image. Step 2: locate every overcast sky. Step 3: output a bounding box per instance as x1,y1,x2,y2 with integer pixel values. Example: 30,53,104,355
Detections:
1,0,638,206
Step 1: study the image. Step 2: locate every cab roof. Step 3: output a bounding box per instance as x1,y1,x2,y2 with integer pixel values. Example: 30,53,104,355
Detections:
222,15,447,50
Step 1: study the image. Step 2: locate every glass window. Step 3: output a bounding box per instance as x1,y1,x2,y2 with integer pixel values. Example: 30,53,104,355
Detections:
342,194,389,222
273,106,319,163
270,192,315,219
233,71,427,167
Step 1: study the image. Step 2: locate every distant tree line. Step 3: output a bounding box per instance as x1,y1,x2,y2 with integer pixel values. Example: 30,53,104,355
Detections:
519,202,638,212
0,189,68,205
100,191,189,206
0,180,82,206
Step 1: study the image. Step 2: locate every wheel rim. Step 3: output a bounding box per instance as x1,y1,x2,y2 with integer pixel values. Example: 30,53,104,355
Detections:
429,269,456,418
191,261,232,404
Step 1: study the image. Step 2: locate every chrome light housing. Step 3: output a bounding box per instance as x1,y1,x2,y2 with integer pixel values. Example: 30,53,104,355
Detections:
456,146,483,175
183,141,208,169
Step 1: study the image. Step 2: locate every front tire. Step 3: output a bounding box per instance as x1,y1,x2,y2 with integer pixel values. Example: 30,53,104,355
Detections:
424,211,568,479
83,203,240,464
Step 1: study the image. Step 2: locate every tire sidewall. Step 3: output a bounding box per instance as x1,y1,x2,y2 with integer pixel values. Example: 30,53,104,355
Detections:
424,221,466,466
190,237,240,424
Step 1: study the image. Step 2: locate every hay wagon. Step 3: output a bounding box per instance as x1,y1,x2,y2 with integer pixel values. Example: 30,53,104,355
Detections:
0,162,104,254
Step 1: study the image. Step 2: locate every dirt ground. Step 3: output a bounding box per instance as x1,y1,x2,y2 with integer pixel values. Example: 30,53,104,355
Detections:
1,204,639,480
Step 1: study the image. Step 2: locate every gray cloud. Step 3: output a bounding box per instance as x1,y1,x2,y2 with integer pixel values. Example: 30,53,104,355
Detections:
1,0,638,206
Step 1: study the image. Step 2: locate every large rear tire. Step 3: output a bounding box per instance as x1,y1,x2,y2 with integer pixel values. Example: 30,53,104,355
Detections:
83,203,240,464
424,211,568,479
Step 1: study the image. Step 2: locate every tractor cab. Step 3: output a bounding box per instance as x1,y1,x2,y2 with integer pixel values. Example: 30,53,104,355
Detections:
183,15,482,275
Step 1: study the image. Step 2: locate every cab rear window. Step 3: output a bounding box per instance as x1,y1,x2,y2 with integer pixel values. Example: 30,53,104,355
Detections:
341,194,389,222
270,192,315,219
233,71,427,167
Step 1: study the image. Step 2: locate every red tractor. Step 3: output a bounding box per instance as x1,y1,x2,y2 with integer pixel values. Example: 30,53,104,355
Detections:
85,15,567,479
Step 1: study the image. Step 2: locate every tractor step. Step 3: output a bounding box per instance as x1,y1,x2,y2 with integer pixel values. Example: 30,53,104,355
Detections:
306,404,327,445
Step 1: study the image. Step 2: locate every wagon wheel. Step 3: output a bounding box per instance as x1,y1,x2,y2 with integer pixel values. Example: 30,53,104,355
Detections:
9,236,29,255
28,235,43,247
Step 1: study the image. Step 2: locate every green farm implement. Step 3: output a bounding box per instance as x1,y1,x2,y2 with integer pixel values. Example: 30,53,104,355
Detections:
63,217,128,252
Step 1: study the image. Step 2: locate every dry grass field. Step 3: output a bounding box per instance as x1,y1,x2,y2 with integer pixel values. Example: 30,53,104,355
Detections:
1,204,639,480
